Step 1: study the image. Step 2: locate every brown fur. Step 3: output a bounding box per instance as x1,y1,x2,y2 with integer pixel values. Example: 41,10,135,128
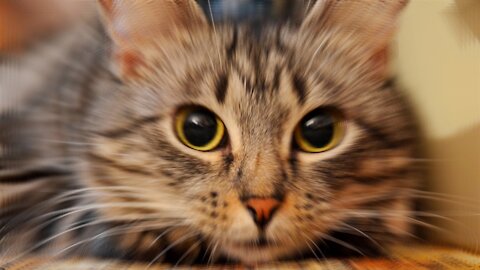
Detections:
0,0,419,266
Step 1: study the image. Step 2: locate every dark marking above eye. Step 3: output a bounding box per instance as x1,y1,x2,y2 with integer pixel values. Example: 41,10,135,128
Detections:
210,191,218,198
215,73,229,103
292,74,307,104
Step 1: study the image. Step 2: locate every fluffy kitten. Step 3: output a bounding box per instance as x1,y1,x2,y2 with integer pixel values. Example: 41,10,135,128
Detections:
0,0,419,265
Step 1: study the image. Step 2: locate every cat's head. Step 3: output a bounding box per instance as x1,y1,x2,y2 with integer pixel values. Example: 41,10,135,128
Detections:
86,0,416,264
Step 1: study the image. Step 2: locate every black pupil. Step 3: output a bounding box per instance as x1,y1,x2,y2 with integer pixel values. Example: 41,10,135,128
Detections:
183,109,218,147
300,111,336,148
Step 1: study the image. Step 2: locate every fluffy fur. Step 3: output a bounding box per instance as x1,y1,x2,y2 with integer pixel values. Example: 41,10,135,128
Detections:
0,0,419,265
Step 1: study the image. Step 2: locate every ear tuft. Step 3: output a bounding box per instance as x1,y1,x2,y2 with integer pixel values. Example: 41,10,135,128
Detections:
114,49,146,79
97,0,208,79
98,0,113,13
302,0,409,76
98,0,207,47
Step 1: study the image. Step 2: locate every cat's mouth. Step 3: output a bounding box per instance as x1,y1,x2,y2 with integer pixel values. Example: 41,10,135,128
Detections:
220,235,295,264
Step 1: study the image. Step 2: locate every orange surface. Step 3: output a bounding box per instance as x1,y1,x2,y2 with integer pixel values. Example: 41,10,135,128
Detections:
2,245,480,269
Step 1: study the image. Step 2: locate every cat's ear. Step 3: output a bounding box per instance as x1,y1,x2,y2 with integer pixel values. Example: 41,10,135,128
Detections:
97,0,208,78
302,0,409,77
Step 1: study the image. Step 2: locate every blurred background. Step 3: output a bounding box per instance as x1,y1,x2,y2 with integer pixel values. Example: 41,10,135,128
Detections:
0,0,479,252
395,0,480,250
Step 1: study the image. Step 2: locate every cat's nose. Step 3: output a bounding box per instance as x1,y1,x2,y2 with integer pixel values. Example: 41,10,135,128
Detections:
245,198,281,230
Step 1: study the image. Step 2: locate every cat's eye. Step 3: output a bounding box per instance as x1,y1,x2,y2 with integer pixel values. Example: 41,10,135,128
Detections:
294,108,344,153
175,106,225,151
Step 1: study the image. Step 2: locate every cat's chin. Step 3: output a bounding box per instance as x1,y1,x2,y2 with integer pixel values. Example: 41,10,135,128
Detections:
221,241,298,265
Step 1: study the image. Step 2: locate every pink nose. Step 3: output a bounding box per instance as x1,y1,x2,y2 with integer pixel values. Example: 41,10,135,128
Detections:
245,198,281,229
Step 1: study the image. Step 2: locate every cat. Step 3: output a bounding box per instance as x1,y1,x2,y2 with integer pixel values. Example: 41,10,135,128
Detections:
0,0,419,266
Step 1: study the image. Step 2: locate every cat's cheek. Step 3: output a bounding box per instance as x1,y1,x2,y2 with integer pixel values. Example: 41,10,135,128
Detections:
266,193,301,235
267,194,330,244
384,198,414,238
266,212,296,242
356,148,414,177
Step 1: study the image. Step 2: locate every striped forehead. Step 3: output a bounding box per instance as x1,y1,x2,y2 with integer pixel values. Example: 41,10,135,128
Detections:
214,27,306,106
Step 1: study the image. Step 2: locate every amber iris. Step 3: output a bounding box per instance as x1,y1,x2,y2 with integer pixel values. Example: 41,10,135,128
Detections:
294,108,344,153
175,107,225,151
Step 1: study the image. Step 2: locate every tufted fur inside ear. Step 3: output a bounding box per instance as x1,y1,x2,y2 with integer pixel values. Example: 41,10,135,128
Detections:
97,0,208,78
302,0,409,78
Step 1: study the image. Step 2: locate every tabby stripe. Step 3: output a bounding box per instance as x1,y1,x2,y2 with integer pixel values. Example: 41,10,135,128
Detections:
223,153,234,172
97,115,161,138
382,77,396,90
355,167,413,184
72,210,97,238
275,27,287,53
88,153,153,176
292,74,307,104
272,66,282,92
227,28,238,59
288,153,299,177
35,197,80,250
231,61,253,92
329,169,413,190
0,166,71,184
251,46,266,93
214,73,229,104
355,119,411,149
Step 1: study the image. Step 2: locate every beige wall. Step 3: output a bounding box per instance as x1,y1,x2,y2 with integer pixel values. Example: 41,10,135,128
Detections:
395,0,480,249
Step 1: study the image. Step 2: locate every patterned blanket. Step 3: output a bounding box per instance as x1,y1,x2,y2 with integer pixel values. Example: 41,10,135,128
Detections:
2,245,479,269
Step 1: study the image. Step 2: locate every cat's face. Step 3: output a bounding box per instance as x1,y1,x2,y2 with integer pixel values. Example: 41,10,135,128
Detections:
86,0,416,264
